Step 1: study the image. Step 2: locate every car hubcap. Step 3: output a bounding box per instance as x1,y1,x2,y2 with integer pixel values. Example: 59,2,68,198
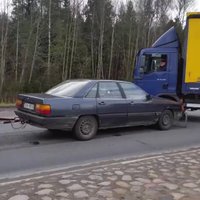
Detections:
80,119,93,135
163,114,170,125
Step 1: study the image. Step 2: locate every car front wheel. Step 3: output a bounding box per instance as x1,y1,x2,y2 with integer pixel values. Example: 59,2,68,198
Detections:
73,116,98,140
157,110,173,130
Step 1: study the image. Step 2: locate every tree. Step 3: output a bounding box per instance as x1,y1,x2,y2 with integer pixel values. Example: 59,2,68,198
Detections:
0,4,9,95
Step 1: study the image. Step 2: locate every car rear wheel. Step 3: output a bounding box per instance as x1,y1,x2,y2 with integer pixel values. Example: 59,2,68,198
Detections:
157,110,173,130
73,116,98,140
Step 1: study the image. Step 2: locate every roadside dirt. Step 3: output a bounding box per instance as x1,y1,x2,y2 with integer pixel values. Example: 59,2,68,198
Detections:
0,107,16,118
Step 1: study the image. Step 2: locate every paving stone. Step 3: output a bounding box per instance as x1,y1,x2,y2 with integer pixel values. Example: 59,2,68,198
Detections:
61,175,72,179
160,169,169,172
144,189,159,196
8,195,29,200
136,178,151,184
104,172,113,175
35,189,54,195
188,159,199,164
158,194,174,200
59,180,71,185
0,193,8,197
114,171,124,175
21,183,34,187
148,173,158,178
38,184,53,189
41,197,52,200
88,185,98,189
144,183,157,188
130,185,141,192
67,184,84,191
130,181,143,186
193,188,200,192
97,190,113,197
89,175,103,181
88,197,99,200
56,192,69,198
74,191,89,198
98,181,111,186
152,179,164,184
107,176,118,181
116,181,130,188
183,183,198,188
171,193,185,200
122,175,132,181
16,189,29,194
80,180,94,184
114,188,128,195
92,169,104,172
160,183,178,190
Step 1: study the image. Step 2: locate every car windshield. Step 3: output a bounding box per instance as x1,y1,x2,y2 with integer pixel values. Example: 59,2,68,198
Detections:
46,80,89,97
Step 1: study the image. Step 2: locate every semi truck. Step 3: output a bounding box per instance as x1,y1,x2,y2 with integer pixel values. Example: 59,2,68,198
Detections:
133,12,200,110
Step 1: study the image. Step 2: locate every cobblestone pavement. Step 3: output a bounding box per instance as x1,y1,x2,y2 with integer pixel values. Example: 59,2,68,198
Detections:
0,148,200,200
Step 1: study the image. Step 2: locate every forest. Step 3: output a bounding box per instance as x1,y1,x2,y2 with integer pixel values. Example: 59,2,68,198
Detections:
0,0,194,102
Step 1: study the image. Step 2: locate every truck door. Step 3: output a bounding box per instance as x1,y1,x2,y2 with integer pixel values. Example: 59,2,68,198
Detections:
135,53,169,96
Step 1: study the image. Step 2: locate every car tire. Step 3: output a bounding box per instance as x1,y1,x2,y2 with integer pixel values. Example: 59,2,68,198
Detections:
157,110,173,130
73,116,98,140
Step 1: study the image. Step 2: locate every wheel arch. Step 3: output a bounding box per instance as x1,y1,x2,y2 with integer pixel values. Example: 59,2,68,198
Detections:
157,94,179,102
74,114,100,129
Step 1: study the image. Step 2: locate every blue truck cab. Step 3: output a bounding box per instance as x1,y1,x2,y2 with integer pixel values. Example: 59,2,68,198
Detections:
134,13,200,110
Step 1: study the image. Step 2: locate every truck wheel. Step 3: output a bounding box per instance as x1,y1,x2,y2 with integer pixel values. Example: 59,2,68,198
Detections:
73,116,98,140
157,110,173,130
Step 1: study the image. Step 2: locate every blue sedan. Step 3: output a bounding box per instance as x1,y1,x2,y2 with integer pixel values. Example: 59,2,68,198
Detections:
15,80,181,140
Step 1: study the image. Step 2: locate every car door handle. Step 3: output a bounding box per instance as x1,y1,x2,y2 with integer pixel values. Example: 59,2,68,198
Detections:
162,83,168,89
130,101,134,104
98,101,105,105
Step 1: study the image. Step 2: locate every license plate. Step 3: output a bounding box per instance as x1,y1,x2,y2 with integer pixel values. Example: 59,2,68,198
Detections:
24,102,34,110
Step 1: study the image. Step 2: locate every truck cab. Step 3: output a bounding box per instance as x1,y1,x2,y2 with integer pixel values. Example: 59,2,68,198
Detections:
134,27,180,101
134,13,200,109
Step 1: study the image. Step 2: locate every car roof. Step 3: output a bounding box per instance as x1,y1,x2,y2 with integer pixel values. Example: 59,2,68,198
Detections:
68,79,132,84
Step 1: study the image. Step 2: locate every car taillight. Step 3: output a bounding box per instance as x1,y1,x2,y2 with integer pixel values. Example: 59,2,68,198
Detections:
35,104,51,115
16,99,23,108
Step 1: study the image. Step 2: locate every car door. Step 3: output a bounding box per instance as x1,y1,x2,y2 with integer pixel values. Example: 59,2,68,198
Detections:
119,82,157,126
97,81,128,128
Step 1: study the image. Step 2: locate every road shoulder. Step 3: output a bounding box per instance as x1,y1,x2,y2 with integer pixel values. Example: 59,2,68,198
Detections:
1,147,200,200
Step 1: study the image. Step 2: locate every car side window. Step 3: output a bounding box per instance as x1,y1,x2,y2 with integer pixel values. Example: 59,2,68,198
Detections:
98,82,122,99
141,54,168,74
85,84,97,98
120,82,147,101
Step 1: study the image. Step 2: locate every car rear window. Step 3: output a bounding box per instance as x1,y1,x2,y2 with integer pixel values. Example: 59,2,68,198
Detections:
46,81,89,97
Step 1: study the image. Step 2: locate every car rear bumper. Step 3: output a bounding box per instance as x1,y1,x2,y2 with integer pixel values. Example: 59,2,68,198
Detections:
15,110,78,130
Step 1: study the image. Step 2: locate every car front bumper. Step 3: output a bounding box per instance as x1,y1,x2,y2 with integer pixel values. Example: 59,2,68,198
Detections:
15,110,78,131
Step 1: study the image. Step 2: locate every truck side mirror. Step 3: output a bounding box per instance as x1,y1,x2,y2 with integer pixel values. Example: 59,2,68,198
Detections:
139,66,144,77
146,94,152,101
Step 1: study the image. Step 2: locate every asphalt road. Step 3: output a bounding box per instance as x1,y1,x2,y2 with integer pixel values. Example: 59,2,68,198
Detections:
0,109,200,179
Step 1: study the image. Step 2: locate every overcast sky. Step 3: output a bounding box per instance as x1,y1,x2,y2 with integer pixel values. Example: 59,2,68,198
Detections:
188,0,200,11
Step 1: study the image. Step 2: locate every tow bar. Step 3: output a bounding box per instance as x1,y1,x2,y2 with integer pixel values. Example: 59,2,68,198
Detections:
0,117,27,129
